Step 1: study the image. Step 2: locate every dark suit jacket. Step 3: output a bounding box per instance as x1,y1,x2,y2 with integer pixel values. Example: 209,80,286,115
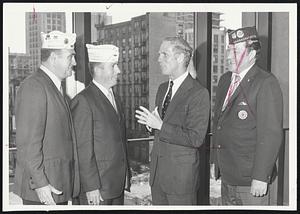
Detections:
70,82,131,200
212,65,283,186
150,74,210,195
13,69,80,203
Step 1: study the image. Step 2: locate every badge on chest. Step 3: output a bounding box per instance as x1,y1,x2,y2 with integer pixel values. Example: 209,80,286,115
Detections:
238,110,248,120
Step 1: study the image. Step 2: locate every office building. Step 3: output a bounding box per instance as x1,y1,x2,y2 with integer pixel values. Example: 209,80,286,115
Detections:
25,12,66,73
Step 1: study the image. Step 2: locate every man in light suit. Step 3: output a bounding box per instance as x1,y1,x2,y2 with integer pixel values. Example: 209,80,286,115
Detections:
135,37,210,205
211,27,283,205
14,31,80,205
71,44,131,205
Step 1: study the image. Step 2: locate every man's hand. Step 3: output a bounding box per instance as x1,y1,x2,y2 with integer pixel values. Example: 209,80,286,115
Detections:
135,106,163,130
86,189,103,205
35,184,62,205
250,179,268,197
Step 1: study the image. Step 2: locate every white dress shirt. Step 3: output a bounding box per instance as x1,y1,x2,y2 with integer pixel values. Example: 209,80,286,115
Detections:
92,79,117,111
162,71,189,105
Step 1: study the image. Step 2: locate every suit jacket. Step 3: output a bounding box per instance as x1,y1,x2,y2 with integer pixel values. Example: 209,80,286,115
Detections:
70,82,131,200
212,65,283,186
150,74,210,195
13,69,80,203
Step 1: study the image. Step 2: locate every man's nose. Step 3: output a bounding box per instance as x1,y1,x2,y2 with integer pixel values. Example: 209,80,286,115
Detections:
72,56,77,66
158,54,163,63
115,65,121,74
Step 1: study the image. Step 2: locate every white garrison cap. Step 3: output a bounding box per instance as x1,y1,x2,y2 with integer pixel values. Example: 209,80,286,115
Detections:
41,31,76,52
86,44,119,62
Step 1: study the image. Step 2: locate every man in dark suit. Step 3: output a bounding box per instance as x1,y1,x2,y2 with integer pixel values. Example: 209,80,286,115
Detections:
14,31,80,205
211,27,283,205
135,37,210,205
71,44,131,205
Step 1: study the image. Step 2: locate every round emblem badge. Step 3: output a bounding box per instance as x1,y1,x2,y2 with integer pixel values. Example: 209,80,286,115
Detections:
237,30,244,38
238,110,248,120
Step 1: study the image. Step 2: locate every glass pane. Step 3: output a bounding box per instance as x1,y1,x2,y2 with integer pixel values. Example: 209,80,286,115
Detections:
210,12,242,130
210,11,242,204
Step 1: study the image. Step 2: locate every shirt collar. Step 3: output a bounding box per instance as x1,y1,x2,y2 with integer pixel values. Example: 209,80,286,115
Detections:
233,62,255,81
40,64,61,91
169,71,188,98
92,79,110,97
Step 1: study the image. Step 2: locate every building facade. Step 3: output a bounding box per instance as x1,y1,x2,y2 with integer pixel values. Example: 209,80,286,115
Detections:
95,13,177,162
25,12,66,73
8,52,31,176
211,13,227,127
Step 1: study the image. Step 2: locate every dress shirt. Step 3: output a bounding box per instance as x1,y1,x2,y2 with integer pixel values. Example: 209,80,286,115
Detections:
92,79,117,111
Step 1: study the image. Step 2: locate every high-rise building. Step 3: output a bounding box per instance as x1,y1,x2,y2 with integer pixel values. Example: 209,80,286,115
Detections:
95,13,177,162
91,13,112,43
25,12,66,73
9,52,31,149
211,13,227,125
176,12,194,47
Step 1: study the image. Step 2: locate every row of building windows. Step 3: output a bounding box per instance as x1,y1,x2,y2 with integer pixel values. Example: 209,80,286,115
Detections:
46,13,62,19
213,34,225,44
213,65,225,74
47,19,62,25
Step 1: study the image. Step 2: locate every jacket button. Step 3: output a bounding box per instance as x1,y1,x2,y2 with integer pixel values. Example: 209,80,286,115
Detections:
217,145,221,149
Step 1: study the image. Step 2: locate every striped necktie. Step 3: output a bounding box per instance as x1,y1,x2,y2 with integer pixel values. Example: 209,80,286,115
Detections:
222,73,241,111
161,81,174,119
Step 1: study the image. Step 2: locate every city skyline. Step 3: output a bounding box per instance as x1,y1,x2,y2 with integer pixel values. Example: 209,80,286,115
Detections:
6,6,242,54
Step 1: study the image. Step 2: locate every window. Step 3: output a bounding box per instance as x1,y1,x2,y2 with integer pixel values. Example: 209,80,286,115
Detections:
213,55,218,64
213,45,218,54
214,35,218,44
213,65,218,73
221,35,225,43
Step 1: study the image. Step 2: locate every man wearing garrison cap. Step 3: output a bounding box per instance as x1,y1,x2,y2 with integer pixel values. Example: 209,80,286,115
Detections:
71,44,131,205
212,26,283,205
14,31,80,205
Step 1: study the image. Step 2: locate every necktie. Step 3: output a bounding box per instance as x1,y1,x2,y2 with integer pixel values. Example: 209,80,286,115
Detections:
222,73,241,111
161,81,174,119
59,84,64,96
107,89,118,113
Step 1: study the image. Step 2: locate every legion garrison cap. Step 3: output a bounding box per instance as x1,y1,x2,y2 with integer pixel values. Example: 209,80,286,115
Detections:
228,26,259,45
86,44,119,63
41,31,76,53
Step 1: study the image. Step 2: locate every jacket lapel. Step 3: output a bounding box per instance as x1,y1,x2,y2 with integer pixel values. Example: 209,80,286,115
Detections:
90,83,120,122
163,74,193,121
38,69,70,115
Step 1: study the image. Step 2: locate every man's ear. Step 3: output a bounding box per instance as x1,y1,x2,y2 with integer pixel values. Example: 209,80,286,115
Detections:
49,51,57,63
176,52,185,64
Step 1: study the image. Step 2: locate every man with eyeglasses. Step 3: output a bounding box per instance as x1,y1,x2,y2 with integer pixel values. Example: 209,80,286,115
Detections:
211,26,283,205
136,37,210,205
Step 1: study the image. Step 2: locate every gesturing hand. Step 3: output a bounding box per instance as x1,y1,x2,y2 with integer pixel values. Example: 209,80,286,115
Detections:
86,189,104,205
35,184,62,205
135,106,163,130
250,179,268,197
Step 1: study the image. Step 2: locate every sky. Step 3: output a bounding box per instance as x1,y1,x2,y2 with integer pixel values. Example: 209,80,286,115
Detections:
4,3,244,54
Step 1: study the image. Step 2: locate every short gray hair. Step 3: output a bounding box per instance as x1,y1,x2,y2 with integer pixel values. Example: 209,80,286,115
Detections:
163,36,193,67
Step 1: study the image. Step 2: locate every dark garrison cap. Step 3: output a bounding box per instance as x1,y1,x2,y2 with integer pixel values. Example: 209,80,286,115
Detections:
228,26,259,45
